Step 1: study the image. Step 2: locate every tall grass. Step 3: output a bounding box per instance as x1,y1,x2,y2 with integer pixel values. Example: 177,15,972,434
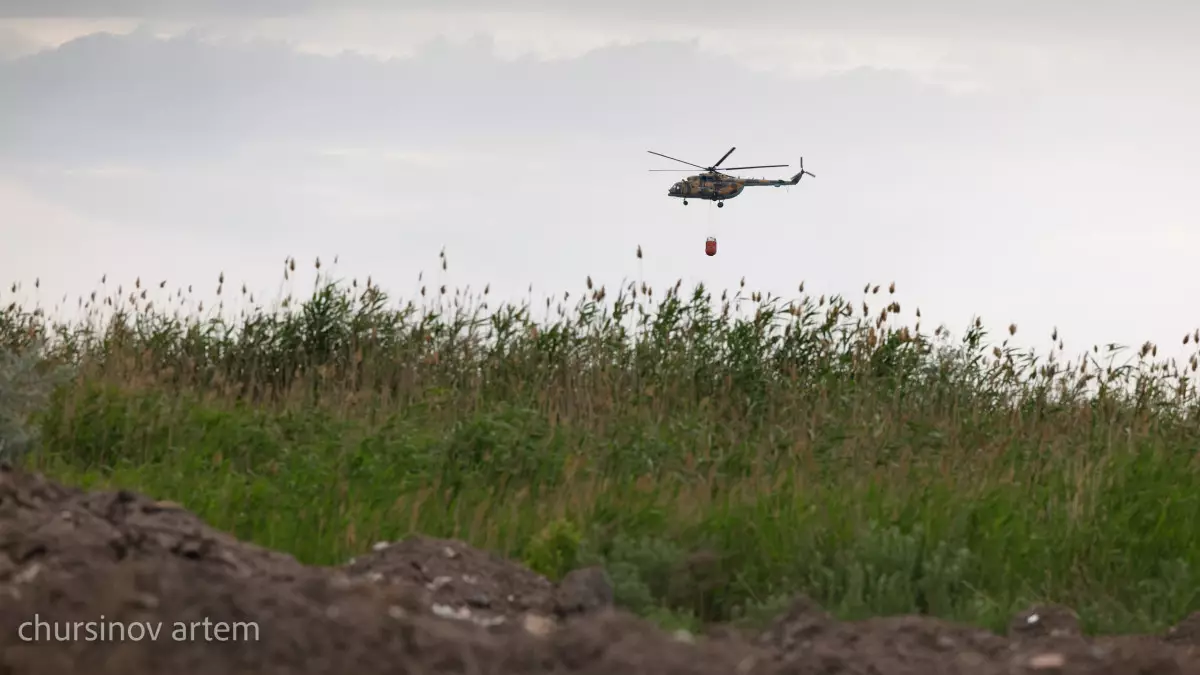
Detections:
3,253,1200,635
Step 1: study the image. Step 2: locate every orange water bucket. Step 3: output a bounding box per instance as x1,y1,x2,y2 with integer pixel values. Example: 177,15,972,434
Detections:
705,237,717,257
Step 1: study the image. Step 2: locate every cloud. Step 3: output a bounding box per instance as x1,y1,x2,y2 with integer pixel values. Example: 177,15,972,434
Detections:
3,0,1196,40
0,32,1006,166
6,3,1197,97
0,0,317,19
2,28,1192,171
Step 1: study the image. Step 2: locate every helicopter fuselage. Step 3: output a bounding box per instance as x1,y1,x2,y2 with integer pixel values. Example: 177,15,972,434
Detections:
668,175,744,201
667,173,798,202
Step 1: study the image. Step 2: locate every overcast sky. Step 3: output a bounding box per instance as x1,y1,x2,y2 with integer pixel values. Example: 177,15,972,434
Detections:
2,1,1198,363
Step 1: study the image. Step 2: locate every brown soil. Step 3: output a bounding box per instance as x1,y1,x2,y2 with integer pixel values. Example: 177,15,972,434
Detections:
1,464,1198,674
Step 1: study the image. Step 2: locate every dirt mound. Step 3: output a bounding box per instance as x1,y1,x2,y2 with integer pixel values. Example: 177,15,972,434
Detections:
758,597,1200,675
344,534,558,624
0,464,313,584
1,464,1199,674
342,535,616,627
759,597,1012,675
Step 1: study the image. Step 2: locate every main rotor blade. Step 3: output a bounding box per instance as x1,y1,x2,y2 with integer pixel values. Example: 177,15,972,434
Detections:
647,150,708,170
712,146,736,168
648,169,696,172
721,164,788,171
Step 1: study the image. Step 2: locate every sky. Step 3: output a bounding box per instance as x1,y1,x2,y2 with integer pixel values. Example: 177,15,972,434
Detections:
1,1,1198,363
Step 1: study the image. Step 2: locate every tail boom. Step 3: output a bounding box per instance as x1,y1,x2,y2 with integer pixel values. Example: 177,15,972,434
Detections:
743,158,813,187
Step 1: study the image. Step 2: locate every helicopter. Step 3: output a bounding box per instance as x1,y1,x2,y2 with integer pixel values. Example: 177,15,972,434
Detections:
648,146,813,207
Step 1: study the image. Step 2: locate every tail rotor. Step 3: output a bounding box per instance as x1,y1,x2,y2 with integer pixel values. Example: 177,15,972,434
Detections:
798,157,815,180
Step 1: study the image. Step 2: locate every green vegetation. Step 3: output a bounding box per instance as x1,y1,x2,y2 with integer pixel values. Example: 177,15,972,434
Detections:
3,252,1200,635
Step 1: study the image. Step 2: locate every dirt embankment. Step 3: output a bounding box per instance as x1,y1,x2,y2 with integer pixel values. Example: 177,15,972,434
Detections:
0,464,1197,675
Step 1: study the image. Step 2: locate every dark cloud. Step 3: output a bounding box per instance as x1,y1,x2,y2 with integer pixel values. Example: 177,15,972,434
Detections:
1,29,1192,175
0,0,319,18
0,30,1036,169
2,1,1196,43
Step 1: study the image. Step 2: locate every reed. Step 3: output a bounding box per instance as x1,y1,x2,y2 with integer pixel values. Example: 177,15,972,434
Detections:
3,250,1199,634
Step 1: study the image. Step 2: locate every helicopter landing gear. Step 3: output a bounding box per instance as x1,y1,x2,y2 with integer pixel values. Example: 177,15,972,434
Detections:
717,201,724,208
683,199,688,205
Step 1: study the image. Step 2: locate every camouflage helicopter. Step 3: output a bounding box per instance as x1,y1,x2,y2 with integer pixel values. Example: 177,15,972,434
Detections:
648,146,813,207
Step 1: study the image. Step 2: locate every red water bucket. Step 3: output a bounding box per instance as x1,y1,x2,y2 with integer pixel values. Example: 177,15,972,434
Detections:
705,237,717,257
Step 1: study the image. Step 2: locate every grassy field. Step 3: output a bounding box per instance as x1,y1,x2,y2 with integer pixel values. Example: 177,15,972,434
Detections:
3,254,1200,635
